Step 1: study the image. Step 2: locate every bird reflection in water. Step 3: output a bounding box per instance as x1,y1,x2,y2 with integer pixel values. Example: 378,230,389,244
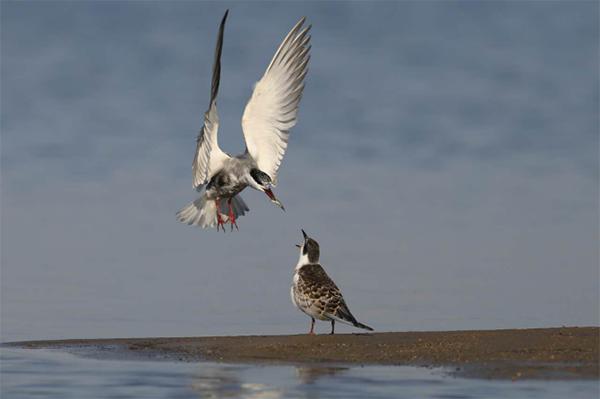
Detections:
189,364,349,398
295,365,349,384
190,365,282,399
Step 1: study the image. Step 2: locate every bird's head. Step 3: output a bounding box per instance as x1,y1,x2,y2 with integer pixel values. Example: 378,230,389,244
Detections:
249,168,285,211
296,229,320,264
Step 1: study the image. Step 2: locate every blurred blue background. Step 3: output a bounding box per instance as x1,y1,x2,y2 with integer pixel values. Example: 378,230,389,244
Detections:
1,1,598,341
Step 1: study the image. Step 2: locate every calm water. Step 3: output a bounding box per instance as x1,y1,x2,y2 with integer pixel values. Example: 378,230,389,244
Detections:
1,348,598,399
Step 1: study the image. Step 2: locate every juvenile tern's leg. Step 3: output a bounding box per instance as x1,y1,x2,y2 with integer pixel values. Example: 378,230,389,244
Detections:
215,198,225,232
309,317,316,335
227,198,239,231
330,320,335,335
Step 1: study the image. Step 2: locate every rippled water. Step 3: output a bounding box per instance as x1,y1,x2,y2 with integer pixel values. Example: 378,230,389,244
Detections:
1,348,598,399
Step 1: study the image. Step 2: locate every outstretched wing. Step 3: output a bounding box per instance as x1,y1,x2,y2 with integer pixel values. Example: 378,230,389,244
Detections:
241,17,311,184
192,10,230,189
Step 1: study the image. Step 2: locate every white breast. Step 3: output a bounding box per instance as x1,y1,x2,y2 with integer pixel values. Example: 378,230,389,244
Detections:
290,285,297,308
291,270,324,320
290,272,300,309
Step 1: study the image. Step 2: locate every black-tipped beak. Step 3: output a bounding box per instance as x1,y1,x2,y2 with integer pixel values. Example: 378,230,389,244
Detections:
301,229,308,240
264,188,285,211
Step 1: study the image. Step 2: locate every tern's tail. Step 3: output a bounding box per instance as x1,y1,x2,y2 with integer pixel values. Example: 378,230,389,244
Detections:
334,304,374,332
176,193,249,228
353,321,374,331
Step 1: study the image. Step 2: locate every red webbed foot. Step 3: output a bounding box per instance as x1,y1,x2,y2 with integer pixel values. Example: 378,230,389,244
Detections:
215,198,226,233
227,198,239,231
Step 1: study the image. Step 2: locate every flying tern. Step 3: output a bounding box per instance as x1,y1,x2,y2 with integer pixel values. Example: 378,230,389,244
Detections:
177,10,311,231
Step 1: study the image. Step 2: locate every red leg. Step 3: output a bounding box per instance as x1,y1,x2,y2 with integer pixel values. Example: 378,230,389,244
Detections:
227,198,238,231
215,198,225,232
309,318,316,335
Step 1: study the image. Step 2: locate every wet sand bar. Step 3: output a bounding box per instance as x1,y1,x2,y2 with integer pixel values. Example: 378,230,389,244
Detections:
7,327,598,379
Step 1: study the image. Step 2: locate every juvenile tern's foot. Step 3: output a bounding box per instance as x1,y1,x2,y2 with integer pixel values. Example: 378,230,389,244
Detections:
309,318,316,335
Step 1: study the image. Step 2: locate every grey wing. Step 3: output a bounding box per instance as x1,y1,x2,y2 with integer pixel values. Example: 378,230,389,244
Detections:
328,297,359,326
192,10,230,189
317,283,358,325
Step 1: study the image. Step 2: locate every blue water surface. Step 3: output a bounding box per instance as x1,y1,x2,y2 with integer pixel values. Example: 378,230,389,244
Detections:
1,348,598,399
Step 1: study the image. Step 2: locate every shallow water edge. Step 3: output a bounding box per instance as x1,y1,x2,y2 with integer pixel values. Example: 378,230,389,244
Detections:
4,327,598,380
3,347,598,399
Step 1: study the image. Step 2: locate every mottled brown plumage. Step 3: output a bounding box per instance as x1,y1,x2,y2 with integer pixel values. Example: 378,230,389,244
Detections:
294,264,357,323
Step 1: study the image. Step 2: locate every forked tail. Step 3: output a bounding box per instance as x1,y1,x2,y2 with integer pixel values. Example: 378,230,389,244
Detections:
176,193,249,228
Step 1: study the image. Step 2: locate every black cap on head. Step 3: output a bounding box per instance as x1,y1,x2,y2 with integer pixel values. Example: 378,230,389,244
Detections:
250,168,272,187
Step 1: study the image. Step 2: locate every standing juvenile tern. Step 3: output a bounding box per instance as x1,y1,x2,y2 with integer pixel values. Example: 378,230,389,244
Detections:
176,10,311,231
291,230,374,335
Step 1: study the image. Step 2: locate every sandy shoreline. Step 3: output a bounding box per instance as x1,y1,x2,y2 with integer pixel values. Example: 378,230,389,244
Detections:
5,327,598,380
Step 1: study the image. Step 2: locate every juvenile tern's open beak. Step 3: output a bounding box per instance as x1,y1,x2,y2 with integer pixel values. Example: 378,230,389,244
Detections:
264,188,285,211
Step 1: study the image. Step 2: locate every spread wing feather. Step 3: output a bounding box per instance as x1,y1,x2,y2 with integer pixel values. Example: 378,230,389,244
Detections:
192,10,230,189
241,18,311,184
